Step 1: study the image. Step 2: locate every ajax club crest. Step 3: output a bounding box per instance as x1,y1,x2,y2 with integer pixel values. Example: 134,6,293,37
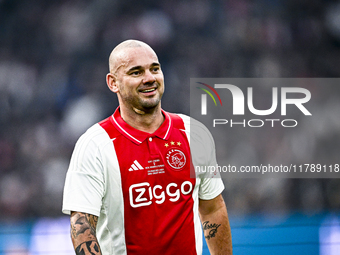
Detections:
166,148,186,171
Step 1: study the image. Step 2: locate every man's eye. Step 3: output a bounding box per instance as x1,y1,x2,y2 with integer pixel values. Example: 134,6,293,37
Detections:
131,71,140,75
152,67,160,72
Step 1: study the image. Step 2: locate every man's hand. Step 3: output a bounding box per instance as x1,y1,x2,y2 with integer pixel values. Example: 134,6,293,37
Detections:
70,211,102,255
199,194,232,255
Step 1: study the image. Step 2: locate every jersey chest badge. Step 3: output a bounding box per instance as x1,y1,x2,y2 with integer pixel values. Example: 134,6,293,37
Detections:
165,148,187,171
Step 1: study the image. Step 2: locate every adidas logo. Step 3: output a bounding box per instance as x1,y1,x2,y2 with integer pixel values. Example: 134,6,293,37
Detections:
129,160,144,171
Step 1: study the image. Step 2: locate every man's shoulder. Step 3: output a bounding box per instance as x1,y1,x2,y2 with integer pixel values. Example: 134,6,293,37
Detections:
75,119,114,149
167,112,189,128
167,112,210,133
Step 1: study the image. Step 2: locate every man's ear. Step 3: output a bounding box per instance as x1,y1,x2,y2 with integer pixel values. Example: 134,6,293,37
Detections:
106,73,119,93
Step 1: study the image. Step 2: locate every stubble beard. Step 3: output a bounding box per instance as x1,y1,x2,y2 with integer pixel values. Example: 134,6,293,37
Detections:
119,86,163,113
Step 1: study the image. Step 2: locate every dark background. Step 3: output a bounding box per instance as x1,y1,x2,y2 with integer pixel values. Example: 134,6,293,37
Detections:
0,0,339,224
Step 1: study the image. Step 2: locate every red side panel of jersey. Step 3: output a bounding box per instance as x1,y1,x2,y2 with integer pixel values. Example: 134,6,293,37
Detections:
100,114,197,255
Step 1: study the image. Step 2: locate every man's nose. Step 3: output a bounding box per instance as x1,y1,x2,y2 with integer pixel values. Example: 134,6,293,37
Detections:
143,70,156,84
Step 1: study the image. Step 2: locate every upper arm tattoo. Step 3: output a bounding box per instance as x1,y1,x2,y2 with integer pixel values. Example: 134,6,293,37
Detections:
71,212,98,238
70,212,101,255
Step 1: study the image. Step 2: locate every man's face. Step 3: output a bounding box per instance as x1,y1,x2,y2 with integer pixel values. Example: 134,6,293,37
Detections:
113,46,164,112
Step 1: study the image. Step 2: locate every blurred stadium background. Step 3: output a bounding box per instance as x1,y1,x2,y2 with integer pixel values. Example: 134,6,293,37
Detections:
0,0,340,254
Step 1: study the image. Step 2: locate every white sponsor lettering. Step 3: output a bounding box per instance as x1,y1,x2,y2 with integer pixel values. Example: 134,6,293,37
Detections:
129,181,193,208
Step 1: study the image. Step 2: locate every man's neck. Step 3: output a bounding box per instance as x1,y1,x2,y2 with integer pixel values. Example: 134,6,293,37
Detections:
119,104,164,134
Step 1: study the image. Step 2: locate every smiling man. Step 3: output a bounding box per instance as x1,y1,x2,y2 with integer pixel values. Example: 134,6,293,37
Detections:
62,40,232,255
106,40,165,133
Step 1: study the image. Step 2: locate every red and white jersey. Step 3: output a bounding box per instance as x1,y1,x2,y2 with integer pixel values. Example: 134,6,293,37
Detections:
62,108,224,255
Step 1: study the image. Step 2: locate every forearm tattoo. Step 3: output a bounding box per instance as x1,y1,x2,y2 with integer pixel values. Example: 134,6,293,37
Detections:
71,212,101,255
75,241,100,255
203,221,221,240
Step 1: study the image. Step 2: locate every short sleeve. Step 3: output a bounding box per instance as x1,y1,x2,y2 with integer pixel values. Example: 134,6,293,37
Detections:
178,115,225,200
62,125,105,216
198,176,224,200
196,124,224,199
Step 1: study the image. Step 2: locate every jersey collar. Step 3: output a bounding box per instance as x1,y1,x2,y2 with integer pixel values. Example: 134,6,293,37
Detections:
110,107,172,145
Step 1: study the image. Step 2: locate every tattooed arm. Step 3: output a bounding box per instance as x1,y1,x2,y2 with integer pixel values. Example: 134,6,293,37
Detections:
70,211,102,255
199,194,232,255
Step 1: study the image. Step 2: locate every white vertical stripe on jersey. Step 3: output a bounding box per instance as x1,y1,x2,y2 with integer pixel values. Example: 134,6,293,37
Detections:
177,114,203,255
96,126,127,255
